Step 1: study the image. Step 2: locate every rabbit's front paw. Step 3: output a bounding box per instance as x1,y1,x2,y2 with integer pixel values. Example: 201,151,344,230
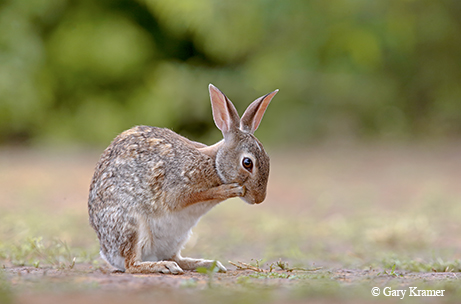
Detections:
219,183,246,198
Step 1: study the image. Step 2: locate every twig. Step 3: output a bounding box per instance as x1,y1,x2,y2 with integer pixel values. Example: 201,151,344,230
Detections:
229,261,266,273
230,260,323,273
301,267,323,272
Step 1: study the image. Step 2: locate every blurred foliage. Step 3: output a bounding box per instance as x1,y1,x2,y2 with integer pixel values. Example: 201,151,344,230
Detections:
0,0,460,145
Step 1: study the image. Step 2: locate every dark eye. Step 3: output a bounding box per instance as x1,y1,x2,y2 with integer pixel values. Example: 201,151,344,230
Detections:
242,157,253,172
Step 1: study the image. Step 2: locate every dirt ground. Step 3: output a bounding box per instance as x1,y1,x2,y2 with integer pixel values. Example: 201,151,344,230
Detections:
1,143,461,303
5,264,460,304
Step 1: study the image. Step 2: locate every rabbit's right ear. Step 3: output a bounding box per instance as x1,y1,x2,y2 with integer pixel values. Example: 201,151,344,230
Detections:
209,84,240,138
240,89,278,134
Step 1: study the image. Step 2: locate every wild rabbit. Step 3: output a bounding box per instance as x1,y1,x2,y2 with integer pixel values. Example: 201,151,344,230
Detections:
88,84,278,274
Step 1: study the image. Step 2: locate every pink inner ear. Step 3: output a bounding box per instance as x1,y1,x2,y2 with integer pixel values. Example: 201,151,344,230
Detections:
209,84,240,134
252,98,270,131
241,89,278,133
210,91,227,132
218,112,229,131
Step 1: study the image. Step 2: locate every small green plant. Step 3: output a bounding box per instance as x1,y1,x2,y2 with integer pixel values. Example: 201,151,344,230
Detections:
377,264,403,277
269,259,321,272
249,272,291,279
1,237,79,269
381,256,461,272
196,261,220,288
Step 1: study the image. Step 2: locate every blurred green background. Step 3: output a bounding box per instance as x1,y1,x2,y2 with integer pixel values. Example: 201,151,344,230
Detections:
1,0,460,146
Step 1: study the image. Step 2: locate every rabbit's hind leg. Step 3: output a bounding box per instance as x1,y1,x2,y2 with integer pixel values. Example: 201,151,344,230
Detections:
125,260,184,274
121,230,184,275
171,253,227,273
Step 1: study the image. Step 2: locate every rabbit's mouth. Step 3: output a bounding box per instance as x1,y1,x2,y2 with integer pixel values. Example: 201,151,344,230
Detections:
241,195,264,205
241,196,255,205
239,186,255,205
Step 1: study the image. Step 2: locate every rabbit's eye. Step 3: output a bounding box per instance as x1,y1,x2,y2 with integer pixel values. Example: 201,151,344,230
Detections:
242,157,253,172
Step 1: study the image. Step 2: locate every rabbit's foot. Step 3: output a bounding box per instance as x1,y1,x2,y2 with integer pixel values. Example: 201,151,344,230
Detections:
172,256,227,273
184,183,245,207
125,261,184,275
217,183,246,198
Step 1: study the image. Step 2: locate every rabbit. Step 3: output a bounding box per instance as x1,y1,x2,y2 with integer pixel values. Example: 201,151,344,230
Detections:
88,84,278,274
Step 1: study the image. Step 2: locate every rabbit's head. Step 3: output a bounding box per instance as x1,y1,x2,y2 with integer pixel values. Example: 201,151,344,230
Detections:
208,84,278,204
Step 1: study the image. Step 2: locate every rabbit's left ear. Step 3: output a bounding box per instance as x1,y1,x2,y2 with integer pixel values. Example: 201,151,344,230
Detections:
209,84,240,138
240,89,278,134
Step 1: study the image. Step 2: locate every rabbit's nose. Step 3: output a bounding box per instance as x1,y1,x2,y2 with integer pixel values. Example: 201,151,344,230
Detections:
244,191,266,205
254,190,267,204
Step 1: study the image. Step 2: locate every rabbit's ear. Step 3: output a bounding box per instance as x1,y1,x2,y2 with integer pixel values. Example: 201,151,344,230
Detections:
209,84,240,136
240,89,278,134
